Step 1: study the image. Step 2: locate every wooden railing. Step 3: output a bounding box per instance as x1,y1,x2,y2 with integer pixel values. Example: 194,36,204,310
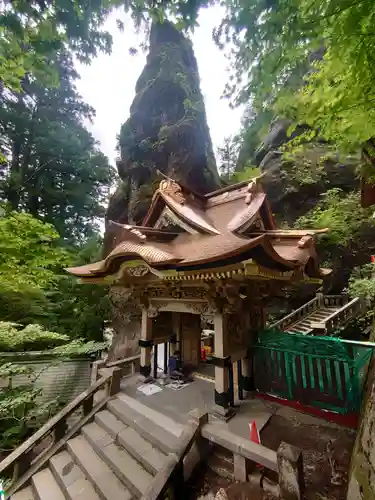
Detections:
91,354,141,383
1,355,140,499
143,410,208,500
202,423,304,500
323,294,348,308
271,296,321,331
311,297,362,333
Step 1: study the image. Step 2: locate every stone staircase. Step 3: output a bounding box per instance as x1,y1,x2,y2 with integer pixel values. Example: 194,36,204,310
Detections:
271,294,362,335
11,393,185,500
1,357,207,500
284,305,340,334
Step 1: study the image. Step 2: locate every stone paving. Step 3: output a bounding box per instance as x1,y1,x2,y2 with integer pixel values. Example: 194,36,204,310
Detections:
119,374,273,439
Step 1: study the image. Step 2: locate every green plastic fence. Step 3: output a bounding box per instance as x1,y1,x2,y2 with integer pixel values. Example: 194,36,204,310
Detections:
254,329,372,414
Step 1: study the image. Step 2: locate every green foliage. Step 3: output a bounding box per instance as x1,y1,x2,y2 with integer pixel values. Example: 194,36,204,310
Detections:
0,210,69,293
0,54,116,241
231,165,260,183
217,136,239,180
0,368,59,450
0,210,110,340
0,0,114,92
0,321,108,354
295,189,375,246
0,321,108,451
0,323,68,352
215,0,375,152
349,264,375,303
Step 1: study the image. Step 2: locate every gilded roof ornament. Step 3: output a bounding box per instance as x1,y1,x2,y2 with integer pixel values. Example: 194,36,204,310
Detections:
159,179,186,205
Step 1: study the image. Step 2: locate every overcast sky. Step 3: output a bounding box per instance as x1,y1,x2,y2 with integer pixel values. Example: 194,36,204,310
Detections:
75,5,244,166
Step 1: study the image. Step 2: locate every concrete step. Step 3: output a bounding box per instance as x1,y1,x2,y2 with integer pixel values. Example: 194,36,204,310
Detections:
107,397,181,455
31,467,65,500
11,487,35,500
50,450,101,500
82,421,153,498
287,327,311,334
207,445,234,480
293,324,310,330
116,393,184,438
95,409,167,474
67,435,132,500
308,313,330,320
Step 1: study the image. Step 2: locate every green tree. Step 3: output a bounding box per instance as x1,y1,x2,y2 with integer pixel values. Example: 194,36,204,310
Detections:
214,0,375,152
0,0,114,92
0,0,210,93
50,235,110,341
217,136,238,180
0,209,110,340
0,53,116,241
0,209,70,325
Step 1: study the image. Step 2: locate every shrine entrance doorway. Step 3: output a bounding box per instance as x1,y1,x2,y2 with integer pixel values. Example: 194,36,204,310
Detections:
179,313,201,368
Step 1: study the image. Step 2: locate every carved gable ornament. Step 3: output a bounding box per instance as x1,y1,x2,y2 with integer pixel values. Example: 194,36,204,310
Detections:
159,179,186,205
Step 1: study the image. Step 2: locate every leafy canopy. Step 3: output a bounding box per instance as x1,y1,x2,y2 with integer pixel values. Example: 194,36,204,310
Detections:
295,189,375,246
215,0,375,151
0,210,69,294
0,53,116,241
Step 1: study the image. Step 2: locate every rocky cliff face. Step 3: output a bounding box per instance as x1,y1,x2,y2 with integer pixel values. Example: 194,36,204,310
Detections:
105,21,220,359
106,20,220,226
248,119,375,294
255,119,360,225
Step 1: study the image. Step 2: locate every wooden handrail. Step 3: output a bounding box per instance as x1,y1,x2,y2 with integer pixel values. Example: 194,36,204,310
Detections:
0,373,112,477
313,297,361,331
201,423,278,472
271,296,319,329
325,297,360,322
1,354,140,496
142,410,208,500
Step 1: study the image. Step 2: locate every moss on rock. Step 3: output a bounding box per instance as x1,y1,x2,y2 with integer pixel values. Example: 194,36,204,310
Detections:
107,20,220,225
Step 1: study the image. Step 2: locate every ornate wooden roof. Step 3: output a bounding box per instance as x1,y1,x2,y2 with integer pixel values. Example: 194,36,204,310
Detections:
66,176,330,283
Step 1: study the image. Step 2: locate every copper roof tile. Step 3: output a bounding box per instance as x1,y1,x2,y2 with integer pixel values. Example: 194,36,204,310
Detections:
108,241,178,264
227,192,266,233
66,176,327,280
161,192,220,234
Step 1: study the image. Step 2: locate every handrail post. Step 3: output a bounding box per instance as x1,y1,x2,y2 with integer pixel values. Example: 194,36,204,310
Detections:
54,418,67,442
108,367,122,396
277,442,304,500
83,394,94,416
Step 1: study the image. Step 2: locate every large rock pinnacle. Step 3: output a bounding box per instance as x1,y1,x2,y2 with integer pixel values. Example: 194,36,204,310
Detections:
106,20,220,225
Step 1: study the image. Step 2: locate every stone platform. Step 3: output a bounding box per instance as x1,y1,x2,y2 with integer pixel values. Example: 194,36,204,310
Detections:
119,374,273,440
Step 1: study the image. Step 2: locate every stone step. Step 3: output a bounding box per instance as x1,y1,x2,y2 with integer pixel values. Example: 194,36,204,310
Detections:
308,313,331,319
95,409,167,475
207,445,234,481
50,450,101,500
82,421,153,498
11,487,35,500
107,397,181,455
294,324,310,330
116,393,184,437
67,435,132,500
31,467,65,500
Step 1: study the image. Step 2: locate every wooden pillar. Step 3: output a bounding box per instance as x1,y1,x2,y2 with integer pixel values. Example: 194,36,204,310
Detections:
139,308,153,380
241,353,255,397
213,311,234,420
164,342,168,374
170,312,181,356
237,360,243,401
153,343,158,379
